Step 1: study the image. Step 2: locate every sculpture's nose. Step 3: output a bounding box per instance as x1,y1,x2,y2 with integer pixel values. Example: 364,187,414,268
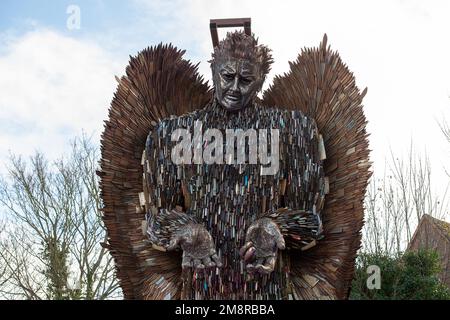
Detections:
231,76,239,92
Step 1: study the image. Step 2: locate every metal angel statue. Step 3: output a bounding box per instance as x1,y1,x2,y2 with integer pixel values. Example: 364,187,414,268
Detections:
99,18,370,300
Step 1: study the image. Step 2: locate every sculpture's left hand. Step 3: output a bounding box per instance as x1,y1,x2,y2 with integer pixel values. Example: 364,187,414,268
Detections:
167,222,222,271
239,218,285,274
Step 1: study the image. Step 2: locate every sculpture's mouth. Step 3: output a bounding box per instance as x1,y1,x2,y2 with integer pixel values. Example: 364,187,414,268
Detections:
225,92,241,103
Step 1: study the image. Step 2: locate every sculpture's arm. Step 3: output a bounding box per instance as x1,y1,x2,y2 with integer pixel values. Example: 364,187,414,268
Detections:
241,117,325,273
142,127,221,270
257,207,323,249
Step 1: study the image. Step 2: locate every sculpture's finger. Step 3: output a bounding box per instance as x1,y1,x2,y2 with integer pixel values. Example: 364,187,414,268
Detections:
211,253,222,267
256,256,276,274
246,263,255,273
254,258,265,268
202,256,215,268
275,232,286,250
167,235,181,251
193,258,205,270
243,247,256,263
181,255,193,269
256,264,273,274
239,241,254,257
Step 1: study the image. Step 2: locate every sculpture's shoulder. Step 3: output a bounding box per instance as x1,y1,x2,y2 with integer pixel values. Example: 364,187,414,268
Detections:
254,104,319,137
152,108,205,134
145,105,208,150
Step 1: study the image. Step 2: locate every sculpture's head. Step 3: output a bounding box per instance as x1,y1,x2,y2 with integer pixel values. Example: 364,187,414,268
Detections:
210,31,273,111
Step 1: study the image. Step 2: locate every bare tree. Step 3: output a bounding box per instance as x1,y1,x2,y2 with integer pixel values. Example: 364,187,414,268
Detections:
439,119,450,144
439,118,450,178
362,145,449,256
0,135,121,299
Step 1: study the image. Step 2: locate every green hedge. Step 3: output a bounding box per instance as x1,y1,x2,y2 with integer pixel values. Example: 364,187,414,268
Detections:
350,249,450,300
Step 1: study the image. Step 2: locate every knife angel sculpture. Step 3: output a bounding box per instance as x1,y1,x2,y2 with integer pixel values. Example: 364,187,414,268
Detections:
99,18,370,300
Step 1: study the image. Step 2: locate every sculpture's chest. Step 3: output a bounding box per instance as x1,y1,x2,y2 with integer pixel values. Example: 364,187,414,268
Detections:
185,162,283,244
146,107,321,299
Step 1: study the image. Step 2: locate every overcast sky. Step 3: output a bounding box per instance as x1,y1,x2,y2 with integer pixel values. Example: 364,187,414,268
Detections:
0,0,449,196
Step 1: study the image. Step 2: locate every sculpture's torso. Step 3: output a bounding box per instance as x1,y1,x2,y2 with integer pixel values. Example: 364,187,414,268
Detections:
145,101,324,299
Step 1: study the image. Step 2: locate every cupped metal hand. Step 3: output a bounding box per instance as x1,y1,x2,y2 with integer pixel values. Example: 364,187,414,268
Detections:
168,223,222,271
239,218,285,274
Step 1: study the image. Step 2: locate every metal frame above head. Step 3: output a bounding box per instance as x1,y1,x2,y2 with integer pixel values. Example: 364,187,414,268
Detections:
210,17,251,48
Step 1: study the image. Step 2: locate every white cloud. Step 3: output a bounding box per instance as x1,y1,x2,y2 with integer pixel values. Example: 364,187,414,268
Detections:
0,29,125,167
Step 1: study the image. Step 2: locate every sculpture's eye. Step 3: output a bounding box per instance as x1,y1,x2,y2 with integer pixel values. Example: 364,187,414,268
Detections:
240,77,252,85
222,73,234,82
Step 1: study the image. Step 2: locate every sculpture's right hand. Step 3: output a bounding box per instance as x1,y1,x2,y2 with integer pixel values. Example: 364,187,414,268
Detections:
167,222,222,271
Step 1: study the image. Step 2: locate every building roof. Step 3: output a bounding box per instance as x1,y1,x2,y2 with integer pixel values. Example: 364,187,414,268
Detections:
407,214,450,287
424,214,450,242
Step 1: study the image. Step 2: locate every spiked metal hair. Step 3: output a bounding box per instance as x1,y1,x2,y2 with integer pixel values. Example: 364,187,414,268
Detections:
210,30,273,79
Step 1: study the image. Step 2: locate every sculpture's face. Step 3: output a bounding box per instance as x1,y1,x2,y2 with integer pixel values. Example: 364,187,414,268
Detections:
213,58,262,111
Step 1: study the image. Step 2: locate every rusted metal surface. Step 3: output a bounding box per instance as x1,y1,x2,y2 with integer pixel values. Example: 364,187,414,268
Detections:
99,34,370,300
99,44,211,299
262,34,371,299
210,17,251,47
